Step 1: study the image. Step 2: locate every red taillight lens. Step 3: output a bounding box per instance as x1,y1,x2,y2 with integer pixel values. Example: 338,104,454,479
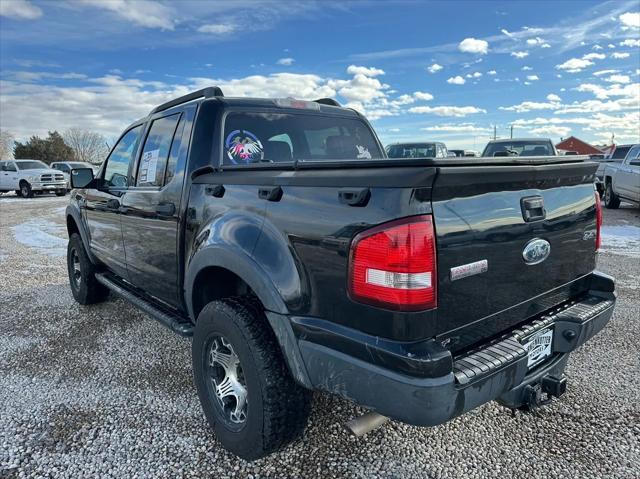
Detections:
595,191,602,251
348,215,437,312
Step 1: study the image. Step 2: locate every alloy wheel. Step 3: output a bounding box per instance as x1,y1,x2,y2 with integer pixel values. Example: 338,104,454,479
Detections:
207,335,248,426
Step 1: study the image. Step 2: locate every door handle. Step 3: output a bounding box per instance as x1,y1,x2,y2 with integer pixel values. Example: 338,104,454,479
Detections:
258,186,283,202
155,202,176,216
338,188,370,207
106,199,120,210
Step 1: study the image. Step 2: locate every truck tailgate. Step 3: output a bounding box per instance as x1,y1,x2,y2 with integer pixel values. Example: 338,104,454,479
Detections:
431,160,599,351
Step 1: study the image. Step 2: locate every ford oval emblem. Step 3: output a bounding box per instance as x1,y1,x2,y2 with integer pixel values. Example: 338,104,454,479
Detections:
522,238,551,265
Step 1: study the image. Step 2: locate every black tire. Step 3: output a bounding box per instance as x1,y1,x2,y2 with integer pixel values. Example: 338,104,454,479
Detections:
604,181,620,209
55,190,66,196
192,297,311,461
67,233,109,304
14,190,22,197
19,181,33,198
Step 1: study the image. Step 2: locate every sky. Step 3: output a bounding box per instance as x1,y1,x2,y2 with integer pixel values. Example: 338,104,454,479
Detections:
0,0,639,151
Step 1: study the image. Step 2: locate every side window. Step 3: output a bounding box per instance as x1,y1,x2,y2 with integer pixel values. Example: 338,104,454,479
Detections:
5,162,17,172
625,146,640,163
137,113,181,187
104,125,142,188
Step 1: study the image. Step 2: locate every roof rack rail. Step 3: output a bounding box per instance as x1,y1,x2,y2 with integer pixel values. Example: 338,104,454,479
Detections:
150,86,224,114
314,98,340,107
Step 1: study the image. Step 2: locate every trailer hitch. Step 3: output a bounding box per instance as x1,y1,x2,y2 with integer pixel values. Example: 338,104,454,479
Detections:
521,374,567,411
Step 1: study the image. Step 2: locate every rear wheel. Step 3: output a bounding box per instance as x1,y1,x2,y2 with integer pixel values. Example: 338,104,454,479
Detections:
19,181,33,198
192,297,311,461
67,233,109,304
604,181,620,209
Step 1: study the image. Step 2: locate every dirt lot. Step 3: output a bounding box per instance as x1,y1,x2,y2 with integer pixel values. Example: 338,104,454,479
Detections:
1,193,639,479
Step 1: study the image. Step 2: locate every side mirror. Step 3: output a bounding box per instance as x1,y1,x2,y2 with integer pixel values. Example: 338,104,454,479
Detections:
71,168,94,188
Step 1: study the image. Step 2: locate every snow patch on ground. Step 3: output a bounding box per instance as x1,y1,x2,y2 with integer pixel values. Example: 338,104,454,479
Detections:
601,225,640,259
11,219,67,257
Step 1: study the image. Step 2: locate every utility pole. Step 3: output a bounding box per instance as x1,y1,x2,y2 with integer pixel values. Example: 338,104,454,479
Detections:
510,125,513,139
493,125,497,140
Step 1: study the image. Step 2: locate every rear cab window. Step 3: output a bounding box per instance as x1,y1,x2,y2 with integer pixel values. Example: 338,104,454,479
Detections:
136,113,182,187
222,111,382,165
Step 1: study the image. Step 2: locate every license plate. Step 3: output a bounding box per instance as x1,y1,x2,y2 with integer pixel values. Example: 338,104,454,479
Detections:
523,328,553,369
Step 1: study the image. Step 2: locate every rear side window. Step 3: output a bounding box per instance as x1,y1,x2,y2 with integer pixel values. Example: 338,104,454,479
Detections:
222,112,382,165
137,113,181,187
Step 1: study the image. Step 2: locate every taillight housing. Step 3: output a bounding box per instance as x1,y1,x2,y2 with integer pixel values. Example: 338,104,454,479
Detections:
348,215,437,312
595,191,602,251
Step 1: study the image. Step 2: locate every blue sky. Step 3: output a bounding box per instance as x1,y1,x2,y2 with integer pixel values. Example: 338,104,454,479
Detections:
1,0,638,150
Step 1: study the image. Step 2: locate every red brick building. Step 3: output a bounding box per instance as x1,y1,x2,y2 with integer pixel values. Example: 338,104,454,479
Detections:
555,136,603,155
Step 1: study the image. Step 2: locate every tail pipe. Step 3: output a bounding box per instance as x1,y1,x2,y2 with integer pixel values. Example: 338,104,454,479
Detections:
344,412,389,436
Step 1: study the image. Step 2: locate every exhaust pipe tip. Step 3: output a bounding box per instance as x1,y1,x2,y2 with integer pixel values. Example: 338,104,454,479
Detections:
344,411,389,437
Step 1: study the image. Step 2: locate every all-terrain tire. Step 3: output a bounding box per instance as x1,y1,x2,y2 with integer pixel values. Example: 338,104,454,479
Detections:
604,181,620,209
192,297,311,461
67,233,109,304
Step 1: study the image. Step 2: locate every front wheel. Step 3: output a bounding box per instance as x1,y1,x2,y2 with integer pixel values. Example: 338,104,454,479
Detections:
55,190,67,196
67,233,109,304
192,298,311,461
604,182,620,209
19,182,33,198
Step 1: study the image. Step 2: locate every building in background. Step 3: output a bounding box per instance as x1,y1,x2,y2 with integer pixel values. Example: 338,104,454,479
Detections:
555,136,605,155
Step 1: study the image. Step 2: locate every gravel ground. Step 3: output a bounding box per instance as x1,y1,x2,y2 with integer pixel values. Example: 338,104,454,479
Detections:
1,193,639,479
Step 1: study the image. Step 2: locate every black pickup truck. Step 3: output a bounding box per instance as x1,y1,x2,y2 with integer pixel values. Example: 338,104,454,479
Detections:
65,87,615,460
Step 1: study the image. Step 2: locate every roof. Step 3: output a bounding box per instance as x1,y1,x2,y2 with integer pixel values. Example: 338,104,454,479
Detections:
486,138,551,143
555,136,602,155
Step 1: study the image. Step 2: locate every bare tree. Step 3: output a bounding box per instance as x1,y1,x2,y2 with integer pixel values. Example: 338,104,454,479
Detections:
0,129,15,159
63,128,109,164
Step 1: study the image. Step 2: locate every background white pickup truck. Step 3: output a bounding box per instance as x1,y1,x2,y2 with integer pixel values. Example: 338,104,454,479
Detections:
0,159,68,198
602,144,640,208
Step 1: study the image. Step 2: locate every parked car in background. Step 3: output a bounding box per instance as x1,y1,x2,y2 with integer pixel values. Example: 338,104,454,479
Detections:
449,149,478,157
0,159,67,197
51,161,99,189
386,142,449,158
481,139,557,157
601,144,640,208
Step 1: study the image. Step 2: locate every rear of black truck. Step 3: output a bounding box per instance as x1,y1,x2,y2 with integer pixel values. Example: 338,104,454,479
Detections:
289,154,615,426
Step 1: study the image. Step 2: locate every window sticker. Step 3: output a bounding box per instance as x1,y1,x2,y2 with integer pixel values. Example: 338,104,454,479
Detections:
225,130,264,164
356,145,372,159
139,148,160,183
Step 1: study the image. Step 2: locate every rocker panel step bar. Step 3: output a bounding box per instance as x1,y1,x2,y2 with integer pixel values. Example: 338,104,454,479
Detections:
95,272,194,337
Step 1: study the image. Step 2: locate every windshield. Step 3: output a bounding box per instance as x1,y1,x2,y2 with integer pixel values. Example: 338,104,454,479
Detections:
387,144,436,158
611,146,631,160
222,112,382,164
482,141,553,157
16,160,49,170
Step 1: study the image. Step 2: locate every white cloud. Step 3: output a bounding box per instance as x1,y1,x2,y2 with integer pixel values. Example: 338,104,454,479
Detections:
526,75,540,81
447,76,466,85
582,52,606,60
466,72,482,79
511,51,529,59
592,44,603,50
427,63,443,73
522,66,533,71
619,12,640,28
573,81,639,101
413,91,434,101
0,0,42,19
608,43,616,48
556,58,594,73
197,23,235,34
409,105,486,117
388,128,400,133
276,57,295,66
458,38,489,55
346,65,385,77
541,43,551,48
605,74,631,84
547,94,562,101
500,100,560,113
612,52,630,59
530,125,571,137
620,38,640,47
526,37,547,46
421,123,491,134
78,0,175,30
501,28,513,37
594,69,619,76
487,70,497,75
